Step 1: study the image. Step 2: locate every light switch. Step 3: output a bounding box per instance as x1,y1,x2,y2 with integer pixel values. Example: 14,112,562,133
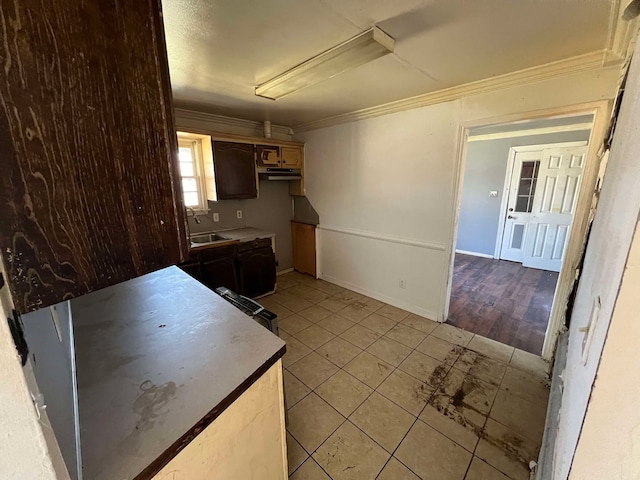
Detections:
489,191,498,197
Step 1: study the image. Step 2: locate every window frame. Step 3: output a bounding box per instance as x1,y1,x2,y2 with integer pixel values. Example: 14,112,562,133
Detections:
177,135,209,212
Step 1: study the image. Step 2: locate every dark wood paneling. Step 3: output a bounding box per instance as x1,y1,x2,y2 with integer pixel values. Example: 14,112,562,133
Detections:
0,0,188,312
447,254,558,355
212,141,257,200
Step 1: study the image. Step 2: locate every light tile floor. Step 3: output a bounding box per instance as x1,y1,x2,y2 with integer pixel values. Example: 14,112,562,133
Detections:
263,272,551,480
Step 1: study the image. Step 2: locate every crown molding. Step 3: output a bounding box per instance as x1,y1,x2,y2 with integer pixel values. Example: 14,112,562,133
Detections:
607,0,640,60
293,50,622,133
174,108,293,138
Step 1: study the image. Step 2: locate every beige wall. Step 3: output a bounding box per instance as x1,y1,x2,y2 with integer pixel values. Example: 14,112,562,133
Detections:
297,66,621,321
570,221,640,478
552,36,640,479
548,35,640,479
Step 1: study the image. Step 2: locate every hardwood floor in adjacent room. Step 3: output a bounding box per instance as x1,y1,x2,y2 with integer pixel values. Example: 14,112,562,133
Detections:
447,253,559,355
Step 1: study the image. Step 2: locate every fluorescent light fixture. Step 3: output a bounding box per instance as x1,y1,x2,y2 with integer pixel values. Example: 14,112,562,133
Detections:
255,26,394,100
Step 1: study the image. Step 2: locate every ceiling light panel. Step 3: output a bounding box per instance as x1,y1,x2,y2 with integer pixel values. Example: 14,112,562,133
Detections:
255,26,394,100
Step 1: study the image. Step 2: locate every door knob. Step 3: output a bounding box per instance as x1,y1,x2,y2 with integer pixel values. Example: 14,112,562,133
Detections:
508,215,516,219
508,208,514,212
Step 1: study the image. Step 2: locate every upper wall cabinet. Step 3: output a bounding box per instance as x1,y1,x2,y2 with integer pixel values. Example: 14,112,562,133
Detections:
281,147,303,169
212,141,258,200
0,0,188,313
256,145,281,168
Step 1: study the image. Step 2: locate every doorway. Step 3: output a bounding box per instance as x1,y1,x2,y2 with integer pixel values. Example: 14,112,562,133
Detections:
447,114,594,355
498,143,588,271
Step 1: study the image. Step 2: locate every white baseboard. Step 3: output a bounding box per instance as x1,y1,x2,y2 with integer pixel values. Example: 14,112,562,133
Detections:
319,273,440,323
276,268,294,276
455,249,494,259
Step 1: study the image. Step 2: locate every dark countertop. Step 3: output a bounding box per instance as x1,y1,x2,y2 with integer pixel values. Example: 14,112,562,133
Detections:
189,227,275,251
72,266,285,480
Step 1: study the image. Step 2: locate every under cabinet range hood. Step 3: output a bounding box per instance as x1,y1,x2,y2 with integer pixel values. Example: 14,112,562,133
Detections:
257,167,302,181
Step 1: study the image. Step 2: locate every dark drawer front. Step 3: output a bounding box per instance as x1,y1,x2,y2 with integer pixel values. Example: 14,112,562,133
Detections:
237,237,273,252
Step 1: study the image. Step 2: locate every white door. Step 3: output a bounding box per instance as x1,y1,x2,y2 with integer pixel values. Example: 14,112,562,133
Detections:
522,146,587,271
499,151,541,262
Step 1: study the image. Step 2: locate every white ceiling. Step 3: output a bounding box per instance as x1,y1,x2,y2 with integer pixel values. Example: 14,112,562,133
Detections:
163,0,613,127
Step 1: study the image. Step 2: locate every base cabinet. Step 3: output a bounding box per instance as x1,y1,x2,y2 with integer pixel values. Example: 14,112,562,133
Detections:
152,360,287,480
237,246,277,298
180,263,201,281
201,245,239,292
179,240,275,297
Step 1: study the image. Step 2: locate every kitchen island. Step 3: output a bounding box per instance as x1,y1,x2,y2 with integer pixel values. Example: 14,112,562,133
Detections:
72,266,287,479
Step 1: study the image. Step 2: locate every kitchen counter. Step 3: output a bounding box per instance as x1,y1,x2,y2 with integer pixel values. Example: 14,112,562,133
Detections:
72,266,286,480
190,227,275,251
214,226,275,242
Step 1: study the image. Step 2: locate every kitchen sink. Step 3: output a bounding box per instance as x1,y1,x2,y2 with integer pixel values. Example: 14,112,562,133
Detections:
190,233,230,244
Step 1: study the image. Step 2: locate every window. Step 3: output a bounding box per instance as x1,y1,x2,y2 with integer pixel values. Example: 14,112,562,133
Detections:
177,134,209,210
515,160,540,213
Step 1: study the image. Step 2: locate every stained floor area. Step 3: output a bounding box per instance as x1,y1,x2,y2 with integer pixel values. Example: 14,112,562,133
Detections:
262,271,550,480
447,254,559,355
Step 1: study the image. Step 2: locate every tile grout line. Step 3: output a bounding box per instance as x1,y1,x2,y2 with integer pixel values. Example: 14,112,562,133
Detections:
277,274,542,479
284,302,425,477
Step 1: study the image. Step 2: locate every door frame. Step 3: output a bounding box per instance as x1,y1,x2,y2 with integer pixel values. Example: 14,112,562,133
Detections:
494,141,589,260
442,100,612,360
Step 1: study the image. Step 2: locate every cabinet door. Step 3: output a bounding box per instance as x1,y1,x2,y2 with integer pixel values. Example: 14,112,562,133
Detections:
237,247,276,298
256,145,281,168
292,222,316,276
0,0,188,313
179,262,202,281
202,256,239,292
281,147,303,169
213,142,257,200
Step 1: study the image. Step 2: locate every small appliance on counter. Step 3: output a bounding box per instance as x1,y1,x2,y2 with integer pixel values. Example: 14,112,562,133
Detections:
214,287,278,335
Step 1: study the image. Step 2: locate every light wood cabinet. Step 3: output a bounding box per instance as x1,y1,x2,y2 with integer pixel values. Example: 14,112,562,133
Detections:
0,0,188,313
281,146,303,169
256,145,280,167
291,222,316,277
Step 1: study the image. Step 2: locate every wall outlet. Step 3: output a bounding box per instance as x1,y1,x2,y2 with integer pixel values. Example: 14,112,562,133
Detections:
213,213,220,222
236,210,243,219
489,190,499,197
399,279,406,289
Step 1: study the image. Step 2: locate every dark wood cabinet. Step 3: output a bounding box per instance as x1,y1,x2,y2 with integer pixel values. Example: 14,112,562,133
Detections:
237,242,277,298
201,246,239,292
0,0,188,313
213,142,257,200
178,240,276,298
180,263,202,281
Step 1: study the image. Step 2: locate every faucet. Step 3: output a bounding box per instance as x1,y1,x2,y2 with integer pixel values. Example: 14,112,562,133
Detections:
186,207,201,224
